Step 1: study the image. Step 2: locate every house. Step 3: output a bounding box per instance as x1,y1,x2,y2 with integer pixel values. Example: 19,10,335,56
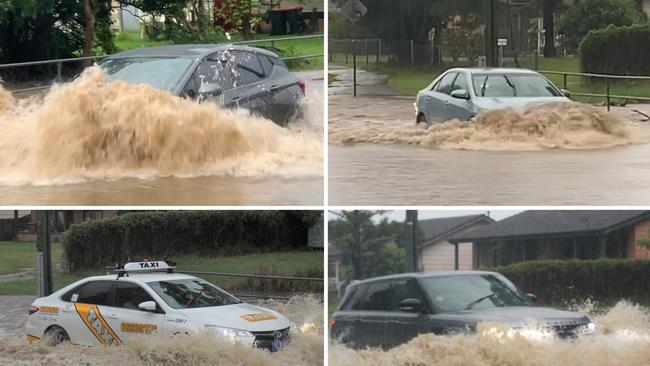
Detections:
449,210,650,269
419,214,495,271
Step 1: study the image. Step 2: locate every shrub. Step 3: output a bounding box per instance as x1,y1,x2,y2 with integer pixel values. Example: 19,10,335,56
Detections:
492,259,650,307
63,211,320,271
558,0,645,53
580,23,650,75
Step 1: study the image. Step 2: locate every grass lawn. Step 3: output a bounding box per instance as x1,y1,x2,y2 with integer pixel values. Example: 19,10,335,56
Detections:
0,247,323,296
113,31,323,71
0,242,64,275
332,55,650,104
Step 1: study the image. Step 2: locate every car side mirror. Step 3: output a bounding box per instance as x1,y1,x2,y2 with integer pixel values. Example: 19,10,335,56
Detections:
138,301,157,312
526,293,537,304
399,298,424,313
560,89,571,97
450,89,470,100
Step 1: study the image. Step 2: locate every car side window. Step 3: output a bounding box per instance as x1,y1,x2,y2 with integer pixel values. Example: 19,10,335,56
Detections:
230,51,266,86
390,279,427,312
451,73,468,93
435,72,457,95
115,281,155,310
61,283,86,302
359,281,392,311
259,55,274,77
345,285,367,310
76,281,114,306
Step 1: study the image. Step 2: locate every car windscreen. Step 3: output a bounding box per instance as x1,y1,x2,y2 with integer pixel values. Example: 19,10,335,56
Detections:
100,57,194,92
471,73,562,97
420,274,531,312
147,278,242,309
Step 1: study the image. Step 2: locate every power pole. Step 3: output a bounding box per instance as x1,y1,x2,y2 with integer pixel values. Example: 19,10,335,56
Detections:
405,210,418,272
485,0,498,67
36,211,53,297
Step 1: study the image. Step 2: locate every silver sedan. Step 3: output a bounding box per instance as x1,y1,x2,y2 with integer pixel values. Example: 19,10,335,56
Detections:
414,67,571,124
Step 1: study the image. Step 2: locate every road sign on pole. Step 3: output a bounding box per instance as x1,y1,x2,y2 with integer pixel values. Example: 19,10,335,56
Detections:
405,210,419,272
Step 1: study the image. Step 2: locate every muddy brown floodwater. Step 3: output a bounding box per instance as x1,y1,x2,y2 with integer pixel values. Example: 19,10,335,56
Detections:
329,94,650,205
329,301,650,366
0,295,323,366
0,69,323,205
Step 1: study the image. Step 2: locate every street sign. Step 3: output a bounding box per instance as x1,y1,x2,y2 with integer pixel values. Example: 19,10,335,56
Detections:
498,38,508,47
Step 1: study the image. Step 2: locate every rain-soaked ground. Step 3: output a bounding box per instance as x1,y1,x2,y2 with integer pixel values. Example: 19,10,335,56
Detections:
329,66,650,205
0,70,323,205
329,301,650,366
0,295,323,366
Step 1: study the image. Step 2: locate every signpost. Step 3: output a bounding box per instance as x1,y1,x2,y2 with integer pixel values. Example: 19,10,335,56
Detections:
497,38,508,66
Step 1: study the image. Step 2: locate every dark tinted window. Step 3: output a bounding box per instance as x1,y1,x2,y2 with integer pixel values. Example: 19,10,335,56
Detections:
231,51,265,85
269,56,288,70
76,281,114,306
115,281,155,310
436,72,457,95
147,278,241,309
389,279,427,311
61,284,85,302
358,281,392,311
343,284,367,310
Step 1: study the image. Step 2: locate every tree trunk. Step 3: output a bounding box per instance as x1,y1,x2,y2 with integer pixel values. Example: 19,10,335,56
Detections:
543,0,556,58
82,0,96,59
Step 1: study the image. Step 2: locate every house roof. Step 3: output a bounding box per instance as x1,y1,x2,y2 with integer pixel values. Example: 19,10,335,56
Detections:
419,214,494,245
450,210,650,243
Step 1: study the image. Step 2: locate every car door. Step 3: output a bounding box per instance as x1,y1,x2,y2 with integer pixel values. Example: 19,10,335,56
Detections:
446,72,475,120
223,50,271,118
384,278,431,348
331,284,367,348
355,280,392,348
64,280,122,347
102,280,166,342
423,72,457,123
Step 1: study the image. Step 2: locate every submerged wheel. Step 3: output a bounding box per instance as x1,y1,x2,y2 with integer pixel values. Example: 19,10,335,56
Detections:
44,326,70,346
416,113,429,129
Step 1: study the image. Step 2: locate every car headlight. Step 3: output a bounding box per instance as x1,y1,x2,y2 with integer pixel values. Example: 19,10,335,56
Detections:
576,322,597,336
205,325,253,341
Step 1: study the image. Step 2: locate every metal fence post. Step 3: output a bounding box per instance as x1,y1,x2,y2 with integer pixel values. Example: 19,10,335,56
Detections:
353,39,357,97
56,61,62,83
377,38,381,63
410,39,414,66
563,73,567,90
365,39,369,65
606,77,611,111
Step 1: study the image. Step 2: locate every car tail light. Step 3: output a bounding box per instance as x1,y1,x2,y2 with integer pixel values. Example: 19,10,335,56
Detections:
329,320,336,329
28,306,39,315
298,81,306,94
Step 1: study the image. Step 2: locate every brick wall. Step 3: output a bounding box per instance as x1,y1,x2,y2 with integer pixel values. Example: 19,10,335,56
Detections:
632,219,650,259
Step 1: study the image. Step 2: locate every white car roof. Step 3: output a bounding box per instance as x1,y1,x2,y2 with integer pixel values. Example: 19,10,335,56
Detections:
449,67,540,75
79,272,198,283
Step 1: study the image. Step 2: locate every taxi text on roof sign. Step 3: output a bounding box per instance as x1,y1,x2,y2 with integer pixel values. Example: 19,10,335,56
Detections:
123,261,174,272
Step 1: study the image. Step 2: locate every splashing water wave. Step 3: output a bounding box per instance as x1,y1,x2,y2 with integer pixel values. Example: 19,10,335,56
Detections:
0,69,322,186
329,102,642,151
329,300,650,366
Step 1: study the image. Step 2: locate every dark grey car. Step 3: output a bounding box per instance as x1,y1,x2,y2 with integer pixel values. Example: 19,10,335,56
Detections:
330,271,595,349
100,44,304,126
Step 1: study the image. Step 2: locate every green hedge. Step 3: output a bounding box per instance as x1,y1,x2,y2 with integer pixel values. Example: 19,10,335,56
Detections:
63,211,320,271
580,23,650,75
492,259,650,307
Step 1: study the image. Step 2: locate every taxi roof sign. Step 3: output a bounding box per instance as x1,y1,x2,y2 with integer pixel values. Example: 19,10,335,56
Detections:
122,261,175,272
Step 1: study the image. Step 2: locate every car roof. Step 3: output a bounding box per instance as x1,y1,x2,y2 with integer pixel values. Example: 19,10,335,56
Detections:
107,44,279,60
350,271,500,286
78,272,198,283
447,67,540,75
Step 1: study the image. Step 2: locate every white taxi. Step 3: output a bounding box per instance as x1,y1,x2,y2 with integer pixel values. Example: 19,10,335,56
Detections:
25,261,294,352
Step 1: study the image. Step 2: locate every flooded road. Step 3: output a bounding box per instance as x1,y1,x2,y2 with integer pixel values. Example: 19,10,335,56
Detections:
0,295,323,366
0,70,323,205
329,301,650,366
329,93,650,205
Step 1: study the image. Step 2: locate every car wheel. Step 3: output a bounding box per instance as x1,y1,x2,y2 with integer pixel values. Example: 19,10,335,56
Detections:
44,325,70,346
416,113,429,129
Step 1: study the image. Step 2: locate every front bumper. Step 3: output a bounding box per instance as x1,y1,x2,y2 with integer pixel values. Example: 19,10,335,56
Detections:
251,327,291,352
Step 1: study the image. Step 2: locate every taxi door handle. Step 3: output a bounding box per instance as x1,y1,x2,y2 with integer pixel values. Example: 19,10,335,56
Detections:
106,313,118,319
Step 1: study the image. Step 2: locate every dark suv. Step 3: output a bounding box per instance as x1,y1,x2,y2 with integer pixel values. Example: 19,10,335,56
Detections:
330,271,595,349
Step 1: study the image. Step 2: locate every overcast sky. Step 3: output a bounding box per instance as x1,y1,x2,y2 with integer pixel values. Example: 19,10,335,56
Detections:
328,210,521,222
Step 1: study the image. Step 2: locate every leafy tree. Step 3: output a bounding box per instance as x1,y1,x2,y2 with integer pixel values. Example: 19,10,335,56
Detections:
558,0,646,52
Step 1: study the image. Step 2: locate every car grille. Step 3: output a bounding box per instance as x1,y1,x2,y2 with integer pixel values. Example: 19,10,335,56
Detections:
552,323,591,338
251,327,291,352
